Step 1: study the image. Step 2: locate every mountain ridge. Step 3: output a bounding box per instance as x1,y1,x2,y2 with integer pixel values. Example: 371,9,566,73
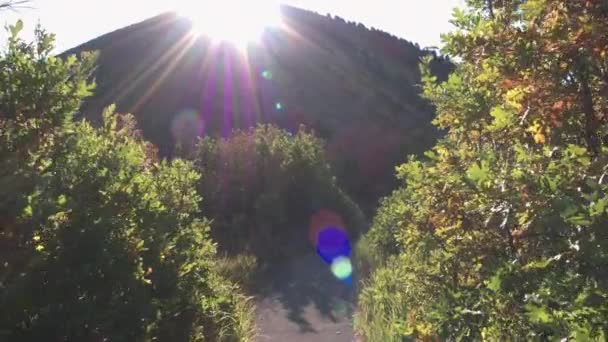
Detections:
64,4,453,206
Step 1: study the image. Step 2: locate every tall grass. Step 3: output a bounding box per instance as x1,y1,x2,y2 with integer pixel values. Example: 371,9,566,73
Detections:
214,291,258,342
232,294,258,342
354,259,413,342
212,254,258,341
215,253,259,291
352,234,380,282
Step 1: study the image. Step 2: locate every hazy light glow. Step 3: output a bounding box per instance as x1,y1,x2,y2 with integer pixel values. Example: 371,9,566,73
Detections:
171,109,204,145
0,0,465,54
261,70,273,80
177,0,282,48
308,209,346,244
330,256,353,280
315,226,351,265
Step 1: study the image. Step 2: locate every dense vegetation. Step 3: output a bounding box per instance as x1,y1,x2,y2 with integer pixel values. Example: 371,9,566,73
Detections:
357,0,608,340
193,125,365,265
5,1,608,341
62,6,453,209
0,23,254,341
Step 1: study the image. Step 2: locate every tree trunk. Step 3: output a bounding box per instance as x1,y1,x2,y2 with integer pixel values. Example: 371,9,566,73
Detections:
487,0,495,19
580,69,600,154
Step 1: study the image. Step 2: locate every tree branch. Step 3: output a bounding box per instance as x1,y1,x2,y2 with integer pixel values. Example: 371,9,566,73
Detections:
579,64,600,155
0,0,32,12
487,0,495,19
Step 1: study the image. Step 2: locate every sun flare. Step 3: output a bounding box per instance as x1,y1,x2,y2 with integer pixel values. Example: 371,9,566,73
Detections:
177,0,282,48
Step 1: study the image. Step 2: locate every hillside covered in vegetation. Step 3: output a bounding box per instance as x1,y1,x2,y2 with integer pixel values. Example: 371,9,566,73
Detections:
63,5,452,208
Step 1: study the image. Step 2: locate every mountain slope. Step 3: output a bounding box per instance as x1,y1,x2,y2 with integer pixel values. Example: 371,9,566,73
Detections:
64,6,452,207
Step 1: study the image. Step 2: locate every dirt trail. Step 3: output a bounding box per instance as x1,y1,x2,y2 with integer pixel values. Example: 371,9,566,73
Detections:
254,253,357,342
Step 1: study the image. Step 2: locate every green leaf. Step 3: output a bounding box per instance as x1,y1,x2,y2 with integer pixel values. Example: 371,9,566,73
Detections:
525,304,553,324
467,160,491,188
570,326,593,342
57,194,67,206
9,20,24,38
521,0,547,20
566,215,592,226
424,150,439,161
523,258,553,271
511,168,525,179
487,272,502,292
566,144,591,166
540,175,558,192
590,198,608,217
23,205,33,218
489,106,514,130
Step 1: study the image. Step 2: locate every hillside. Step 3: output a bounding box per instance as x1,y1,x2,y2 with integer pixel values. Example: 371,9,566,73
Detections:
64,5,452,207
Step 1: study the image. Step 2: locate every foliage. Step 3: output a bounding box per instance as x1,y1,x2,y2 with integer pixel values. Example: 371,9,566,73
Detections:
194,124,365,264
360,188,408,265
355,257,416,342
215,253,259,291
352,189,409,281
0,23,254,341
357,0,608,340
0,22,97,215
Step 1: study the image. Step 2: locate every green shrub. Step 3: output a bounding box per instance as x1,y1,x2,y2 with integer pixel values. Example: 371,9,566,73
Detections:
194,124,365,264
357,1,608,340
0,22,254,342
362,188,408,264
353,188,408,284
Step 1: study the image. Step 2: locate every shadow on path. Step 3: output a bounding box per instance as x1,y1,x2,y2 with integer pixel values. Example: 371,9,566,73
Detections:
254,252,356,341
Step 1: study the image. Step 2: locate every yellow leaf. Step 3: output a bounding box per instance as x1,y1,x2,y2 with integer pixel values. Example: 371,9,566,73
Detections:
528,121,547,144
505,87,525,111
528,122,541,134
534,132,546,144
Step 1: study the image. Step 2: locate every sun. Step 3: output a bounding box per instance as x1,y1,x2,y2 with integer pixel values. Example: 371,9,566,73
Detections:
176,0,282,48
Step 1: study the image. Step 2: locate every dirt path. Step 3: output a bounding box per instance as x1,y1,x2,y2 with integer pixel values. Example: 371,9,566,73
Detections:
254,253,357,342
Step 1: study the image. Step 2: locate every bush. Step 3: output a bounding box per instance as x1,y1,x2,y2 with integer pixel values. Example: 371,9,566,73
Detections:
353,188,408,283
0,23,254,341
357,1,608,340
361,188,407,264
194,124,365,264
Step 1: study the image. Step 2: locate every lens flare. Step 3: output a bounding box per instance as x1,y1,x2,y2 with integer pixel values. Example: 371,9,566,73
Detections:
171,109,204,146
261,70,273,80
309,210,353,281
316,226,351,265
309,209,345,244
330,256,353,280
177,0,282,50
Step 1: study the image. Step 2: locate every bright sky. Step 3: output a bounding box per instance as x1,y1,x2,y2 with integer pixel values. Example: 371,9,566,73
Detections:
0,0,464,52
